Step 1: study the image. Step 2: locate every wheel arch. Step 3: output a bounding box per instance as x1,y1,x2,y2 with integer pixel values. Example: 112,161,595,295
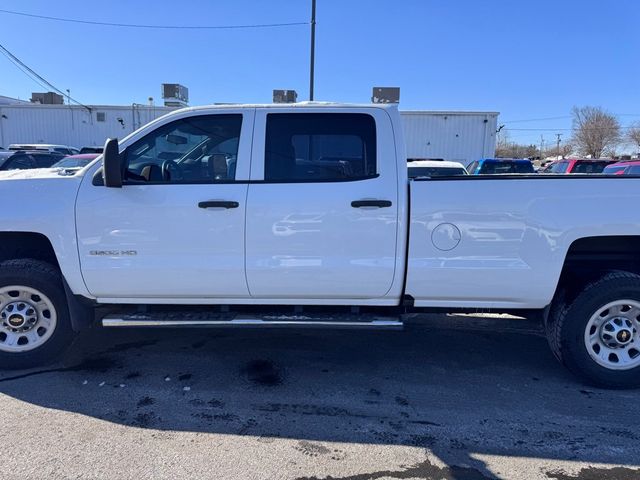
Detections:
551,235,640,314
0,232,94,331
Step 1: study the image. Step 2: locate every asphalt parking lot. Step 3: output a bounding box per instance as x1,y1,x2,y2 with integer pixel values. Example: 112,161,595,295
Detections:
0,314,639,480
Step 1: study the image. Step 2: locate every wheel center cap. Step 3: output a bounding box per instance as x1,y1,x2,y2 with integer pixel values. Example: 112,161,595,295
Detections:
617,329,633,345
7,314,25,328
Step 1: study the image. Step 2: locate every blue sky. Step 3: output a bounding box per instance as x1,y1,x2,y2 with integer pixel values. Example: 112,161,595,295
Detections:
0,0,638,145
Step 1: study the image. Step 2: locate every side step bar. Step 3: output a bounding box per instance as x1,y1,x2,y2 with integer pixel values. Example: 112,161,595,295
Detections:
101,313,403,330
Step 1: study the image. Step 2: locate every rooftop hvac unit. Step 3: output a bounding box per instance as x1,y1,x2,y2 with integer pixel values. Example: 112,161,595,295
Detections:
371,87,400,104
30,92,64,105
161,84,189,107
273,90,298,104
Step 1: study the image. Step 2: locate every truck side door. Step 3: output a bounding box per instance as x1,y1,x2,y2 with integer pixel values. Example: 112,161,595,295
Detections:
245,108,399,300
76,110,254,300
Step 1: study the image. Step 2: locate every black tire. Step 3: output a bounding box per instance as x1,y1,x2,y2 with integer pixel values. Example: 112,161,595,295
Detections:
546,271,640,389
0,259,76,369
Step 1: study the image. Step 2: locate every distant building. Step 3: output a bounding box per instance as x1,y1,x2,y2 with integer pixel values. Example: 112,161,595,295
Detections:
0,97,498,164
0,102,174,149
0,95,29,106
401,111,498,165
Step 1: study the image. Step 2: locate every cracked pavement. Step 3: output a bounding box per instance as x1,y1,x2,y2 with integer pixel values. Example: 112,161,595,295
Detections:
0,314,639,479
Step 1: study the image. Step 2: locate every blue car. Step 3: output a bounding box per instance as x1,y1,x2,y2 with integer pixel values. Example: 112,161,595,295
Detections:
466,158,535,175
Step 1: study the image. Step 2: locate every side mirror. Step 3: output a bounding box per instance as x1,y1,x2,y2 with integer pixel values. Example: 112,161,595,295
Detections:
103,138,123,188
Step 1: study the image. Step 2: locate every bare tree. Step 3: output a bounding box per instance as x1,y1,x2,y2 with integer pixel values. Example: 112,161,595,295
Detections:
495,129,540,159
571,106,621,158
628,122,640,153
547,142,574,159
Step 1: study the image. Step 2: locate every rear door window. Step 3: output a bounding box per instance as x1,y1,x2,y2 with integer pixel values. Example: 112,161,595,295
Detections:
264,113,377,181
572,161,609,174
513,162,534,173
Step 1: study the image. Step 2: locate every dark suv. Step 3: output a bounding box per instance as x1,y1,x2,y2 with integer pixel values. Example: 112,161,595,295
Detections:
0,151,66,171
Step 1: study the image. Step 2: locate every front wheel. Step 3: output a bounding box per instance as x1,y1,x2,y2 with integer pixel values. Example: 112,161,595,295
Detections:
0,259,76,369
546,271,640,388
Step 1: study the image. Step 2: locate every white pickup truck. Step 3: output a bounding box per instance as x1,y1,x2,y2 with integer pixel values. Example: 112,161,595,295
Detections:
1,103,640,388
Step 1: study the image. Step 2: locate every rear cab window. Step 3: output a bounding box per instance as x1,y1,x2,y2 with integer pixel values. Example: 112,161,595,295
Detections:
478,161,533,174
408,167,466,178
571,161,610,174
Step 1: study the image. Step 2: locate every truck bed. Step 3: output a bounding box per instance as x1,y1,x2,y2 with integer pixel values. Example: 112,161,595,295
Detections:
406,175,640,309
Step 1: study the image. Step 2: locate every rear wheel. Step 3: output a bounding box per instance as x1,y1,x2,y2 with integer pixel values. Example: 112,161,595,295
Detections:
546,271,640,388
0,259,75,369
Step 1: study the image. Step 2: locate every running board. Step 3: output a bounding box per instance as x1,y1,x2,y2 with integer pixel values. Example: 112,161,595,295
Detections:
101,312,403,330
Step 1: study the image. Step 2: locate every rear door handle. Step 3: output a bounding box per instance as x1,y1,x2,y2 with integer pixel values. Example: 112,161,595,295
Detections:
198,200,239,209
351,200,393,208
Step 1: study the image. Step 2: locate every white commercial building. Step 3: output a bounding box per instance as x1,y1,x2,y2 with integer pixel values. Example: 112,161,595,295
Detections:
0,100,498,164
401,111,498,165
0,101,174,150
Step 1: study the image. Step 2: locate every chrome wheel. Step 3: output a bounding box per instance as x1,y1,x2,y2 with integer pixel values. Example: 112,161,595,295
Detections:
584,299,640,371
0,286,57,353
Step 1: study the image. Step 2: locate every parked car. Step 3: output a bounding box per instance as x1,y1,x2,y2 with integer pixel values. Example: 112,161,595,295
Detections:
51,154,99,169
0,151,13,169
408,160,467,178
8,144,79,155
79,146,104,154
0,151,65,171
544,159,617,174
602,161,640,175
466,158,535,174
2,103,640,388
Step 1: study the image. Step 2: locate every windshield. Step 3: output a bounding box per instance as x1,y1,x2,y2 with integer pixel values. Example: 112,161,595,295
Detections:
51,157,93,169
603,165,628,174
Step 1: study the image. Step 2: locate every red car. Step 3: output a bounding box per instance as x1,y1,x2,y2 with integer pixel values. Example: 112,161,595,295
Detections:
602,160,640,175
544,158,617,174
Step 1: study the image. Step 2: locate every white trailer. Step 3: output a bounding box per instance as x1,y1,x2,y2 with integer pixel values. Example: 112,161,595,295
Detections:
400,111,498,164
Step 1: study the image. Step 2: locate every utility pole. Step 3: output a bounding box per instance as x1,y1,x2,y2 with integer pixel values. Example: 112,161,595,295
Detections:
309,0,316,101
555,133,562,159
540,134,544,161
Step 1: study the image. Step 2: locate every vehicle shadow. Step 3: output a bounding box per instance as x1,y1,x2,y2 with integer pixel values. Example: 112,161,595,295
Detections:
1,316,639,479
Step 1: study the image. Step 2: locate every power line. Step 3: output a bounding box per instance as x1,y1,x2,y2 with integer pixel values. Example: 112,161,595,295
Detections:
507,126,637,131
0,8,309,30
502,115,571,123
503,113,640,124
0,42,91,111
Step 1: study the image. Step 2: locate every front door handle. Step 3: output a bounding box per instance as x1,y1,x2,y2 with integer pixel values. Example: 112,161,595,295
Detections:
198,200,239,209
351,200,393,208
